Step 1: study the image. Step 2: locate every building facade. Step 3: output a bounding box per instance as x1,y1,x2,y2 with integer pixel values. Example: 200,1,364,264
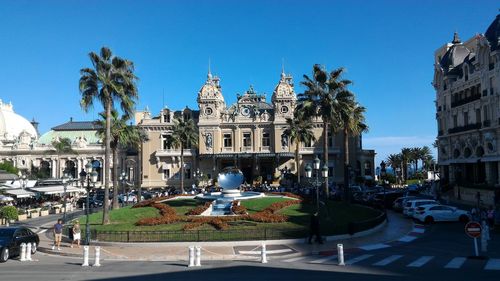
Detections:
137,70,375,188
434,14,500,204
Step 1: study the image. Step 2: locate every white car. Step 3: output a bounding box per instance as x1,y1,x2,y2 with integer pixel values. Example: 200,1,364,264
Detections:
413,204,470,223
403,199,439,217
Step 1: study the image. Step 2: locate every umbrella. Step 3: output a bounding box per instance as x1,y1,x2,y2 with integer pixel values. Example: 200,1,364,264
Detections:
0,195,14,202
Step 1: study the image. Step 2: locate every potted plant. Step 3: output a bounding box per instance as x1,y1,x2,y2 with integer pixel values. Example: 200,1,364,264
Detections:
0,206,18,226
40,206,49,216
17,209,28,221
29,208,39,218
51,205,61,214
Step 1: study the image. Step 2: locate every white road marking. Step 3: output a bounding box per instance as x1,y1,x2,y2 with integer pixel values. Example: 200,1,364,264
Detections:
309,255,338,264
444,257,466,269
484,259,500,270
373,255,403,266
407,256,434,267
239,249,292,255
397,236,417,242
283,256,308,262
358,243,390,251
345,254,373,265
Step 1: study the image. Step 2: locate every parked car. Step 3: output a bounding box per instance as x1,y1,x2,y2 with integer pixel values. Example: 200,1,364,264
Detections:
372,191,405,209
0,226,39,262
403,199,439,217
76,197,103,208
392,196,418,212
413,204,470,224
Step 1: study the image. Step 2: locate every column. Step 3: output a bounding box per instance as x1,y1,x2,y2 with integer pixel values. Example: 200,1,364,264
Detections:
77,158,82,175
449,165,456,183
485,162,494,185
51,159,57,178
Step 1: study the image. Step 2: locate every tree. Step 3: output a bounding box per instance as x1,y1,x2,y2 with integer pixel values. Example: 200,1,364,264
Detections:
283,110,316,184
52,137,76,178
0,206,18,226
79,47,138,225
386,153,403,184
339,102,368,201
297,64,354,197
400,147,412,183
0,161,18,175
167,117,198,193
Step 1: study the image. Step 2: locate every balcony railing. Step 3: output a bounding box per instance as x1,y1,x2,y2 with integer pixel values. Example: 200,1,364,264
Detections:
451,94,481,108
155,149,195,156
483,120,491,127
447,122,482,134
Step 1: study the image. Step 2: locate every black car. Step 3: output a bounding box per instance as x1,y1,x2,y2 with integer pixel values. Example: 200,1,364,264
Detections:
76,197,103,208
0,226,40,262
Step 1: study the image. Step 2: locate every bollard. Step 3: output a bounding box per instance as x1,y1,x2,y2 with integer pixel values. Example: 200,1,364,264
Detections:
188,246,195,267
195,246,201,267
20,243,26,262
337,244,345,266
82,246,89,267
26,243,32,261
261,243,268,264
93,246,101,267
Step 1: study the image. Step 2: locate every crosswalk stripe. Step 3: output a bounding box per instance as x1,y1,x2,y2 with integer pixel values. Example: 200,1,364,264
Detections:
407,256,434,267
373,255,403,266
283,256,308,263
310,255,338,264
484,259,500,270
346,254,373,265
359,243,390,251
444,257,467,269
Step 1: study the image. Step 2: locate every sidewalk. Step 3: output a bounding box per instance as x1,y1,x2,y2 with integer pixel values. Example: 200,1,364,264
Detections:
37,210,416,261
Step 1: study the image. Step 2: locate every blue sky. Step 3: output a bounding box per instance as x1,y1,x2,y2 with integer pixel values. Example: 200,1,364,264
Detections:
0,0,498,165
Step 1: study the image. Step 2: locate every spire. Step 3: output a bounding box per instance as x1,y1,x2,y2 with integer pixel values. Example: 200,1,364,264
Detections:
452,31,461,44
207,57,212,79
281,58,285,78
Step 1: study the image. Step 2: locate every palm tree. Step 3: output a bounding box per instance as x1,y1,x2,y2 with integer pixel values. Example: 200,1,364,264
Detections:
283,110,316,184
168,117,198,194
386,153,403,184
339,102,368,201
52,137,76,178
297,64,354,197
410,147,421,176
79,47,138,225
400,147,412,183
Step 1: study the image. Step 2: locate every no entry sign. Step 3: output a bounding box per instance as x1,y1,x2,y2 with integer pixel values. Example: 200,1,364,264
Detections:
465,221,482,238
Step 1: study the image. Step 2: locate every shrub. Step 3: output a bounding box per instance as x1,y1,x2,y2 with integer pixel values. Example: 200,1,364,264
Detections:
231,201,247,215
0,206,18,221
186,202,211,216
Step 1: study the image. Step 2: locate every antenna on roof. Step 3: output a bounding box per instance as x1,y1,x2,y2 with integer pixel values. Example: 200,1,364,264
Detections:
162,88,165,109
281,58,285,74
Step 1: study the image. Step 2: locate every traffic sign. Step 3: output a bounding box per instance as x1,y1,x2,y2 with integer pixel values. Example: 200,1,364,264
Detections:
465,221,482,238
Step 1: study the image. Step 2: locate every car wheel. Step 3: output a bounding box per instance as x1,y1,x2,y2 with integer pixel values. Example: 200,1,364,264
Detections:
459,215,469,223
31,243,37,255
424,216,434,224
0,247,9,263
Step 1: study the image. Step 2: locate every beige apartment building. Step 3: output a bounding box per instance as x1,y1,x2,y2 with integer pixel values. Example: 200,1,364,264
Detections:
434,14,500,205
136,70,375,189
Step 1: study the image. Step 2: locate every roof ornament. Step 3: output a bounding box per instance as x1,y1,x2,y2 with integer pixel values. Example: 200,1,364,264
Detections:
452,31,461,44
207,57,212,80
281,58,286,78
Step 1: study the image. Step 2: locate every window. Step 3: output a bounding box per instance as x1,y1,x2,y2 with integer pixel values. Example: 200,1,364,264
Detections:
453,115,457,127
464,112,469,126
223,133,232,148
163,113,170,123
162,134,171,150
483,105,488,121
163,169,170,180
262,132,270,147
243,132,252,147
476,109,481,124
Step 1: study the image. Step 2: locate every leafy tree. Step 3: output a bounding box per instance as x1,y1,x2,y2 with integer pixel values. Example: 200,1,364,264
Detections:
386,153,403,184
79,47,138,225
400,147,412,183
52,137,76,178
166,117,198,193
0,161,18,175
0,206,18,226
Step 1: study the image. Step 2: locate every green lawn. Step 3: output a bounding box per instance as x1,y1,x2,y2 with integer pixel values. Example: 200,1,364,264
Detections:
80,197,381,236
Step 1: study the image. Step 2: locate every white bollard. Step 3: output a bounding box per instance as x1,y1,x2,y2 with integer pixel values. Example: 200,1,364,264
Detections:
93,246,101,267
188,246,195,267
261,243,268,264
82,246,89,267
26,243,32,261
20,243,26,262
195,246,201,267
337,244,345,266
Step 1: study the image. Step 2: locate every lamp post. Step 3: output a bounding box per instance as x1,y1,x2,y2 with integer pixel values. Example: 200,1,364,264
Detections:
193,169,203,190
20,174,28,190
305,156,329,213
79,162,98,245
119,171,127,206
61,172,72,223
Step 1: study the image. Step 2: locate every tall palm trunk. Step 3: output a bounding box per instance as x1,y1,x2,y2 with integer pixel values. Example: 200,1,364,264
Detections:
180,147,185,193
112,145,119,209
103,102,111,225
295,140,301,184
323,121,329,197
343,127,350,202
137,141,142,202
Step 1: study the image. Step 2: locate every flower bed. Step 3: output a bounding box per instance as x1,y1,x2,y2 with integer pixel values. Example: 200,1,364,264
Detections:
185,202,212,216
231,201,248,215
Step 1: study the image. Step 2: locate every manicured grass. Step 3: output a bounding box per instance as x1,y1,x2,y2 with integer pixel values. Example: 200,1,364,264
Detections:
81,197,382,236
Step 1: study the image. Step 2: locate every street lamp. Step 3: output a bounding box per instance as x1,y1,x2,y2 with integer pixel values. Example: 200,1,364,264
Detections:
20,174,28,190
119,171,127,206
193,169,203,189
61,172,72,223
79,162,98,245
305,156,329,213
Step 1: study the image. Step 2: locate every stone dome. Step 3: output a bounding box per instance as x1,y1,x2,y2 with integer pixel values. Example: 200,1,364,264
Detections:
0,99,38,141
197,71,225,104
439,32,470,72
485,14,500,51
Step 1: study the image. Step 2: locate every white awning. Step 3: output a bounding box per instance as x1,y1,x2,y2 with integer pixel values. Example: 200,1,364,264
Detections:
4,189,36,198
29,185,86,195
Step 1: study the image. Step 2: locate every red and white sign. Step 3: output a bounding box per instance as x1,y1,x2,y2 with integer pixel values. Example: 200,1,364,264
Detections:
465,221,482,238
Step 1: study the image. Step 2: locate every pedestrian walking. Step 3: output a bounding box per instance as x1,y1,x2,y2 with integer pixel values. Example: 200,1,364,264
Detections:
308,212,323,244
71,221,81,248
52,219,63,251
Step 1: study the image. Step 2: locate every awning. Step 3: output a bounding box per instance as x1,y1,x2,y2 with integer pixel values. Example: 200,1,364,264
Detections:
29,185,86,195
4,189,36,198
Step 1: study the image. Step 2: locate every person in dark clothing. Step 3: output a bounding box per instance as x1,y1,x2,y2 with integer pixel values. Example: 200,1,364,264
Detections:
308,212,323,244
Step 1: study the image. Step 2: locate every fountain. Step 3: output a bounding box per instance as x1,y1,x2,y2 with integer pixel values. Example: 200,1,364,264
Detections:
195,167,264,215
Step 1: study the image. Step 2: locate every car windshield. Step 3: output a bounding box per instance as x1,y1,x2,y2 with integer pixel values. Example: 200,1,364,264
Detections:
0,229,15,237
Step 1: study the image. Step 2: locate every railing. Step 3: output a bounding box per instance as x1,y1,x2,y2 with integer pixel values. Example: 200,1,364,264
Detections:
155,149,195,156
451,94,481,108
447,122,482,134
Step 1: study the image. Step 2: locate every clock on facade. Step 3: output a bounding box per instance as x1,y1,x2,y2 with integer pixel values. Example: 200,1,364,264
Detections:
204,107,213,116
280,106,289,114
241,106,251,116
